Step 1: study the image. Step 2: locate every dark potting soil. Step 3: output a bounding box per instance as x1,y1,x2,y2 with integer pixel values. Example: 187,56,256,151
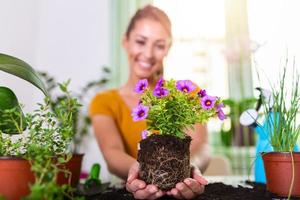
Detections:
138,135,191,190
83,181,300,200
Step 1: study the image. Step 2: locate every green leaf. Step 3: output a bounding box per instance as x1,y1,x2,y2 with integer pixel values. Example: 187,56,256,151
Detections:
0,53,48,96
0,87,27,134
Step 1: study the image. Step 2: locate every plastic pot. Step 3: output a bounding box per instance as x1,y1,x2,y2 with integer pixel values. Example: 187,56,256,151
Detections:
262,152,300,197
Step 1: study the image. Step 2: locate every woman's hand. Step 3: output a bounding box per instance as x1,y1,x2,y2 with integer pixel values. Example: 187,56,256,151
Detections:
126,162,165,200
166,166,208,199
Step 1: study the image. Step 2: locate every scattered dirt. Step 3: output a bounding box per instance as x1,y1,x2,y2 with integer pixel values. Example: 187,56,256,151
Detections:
84,181,300,200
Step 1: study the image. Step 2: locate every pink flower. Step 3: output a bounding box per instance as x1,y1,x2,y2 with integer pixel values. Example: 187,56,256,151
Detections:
135,79,148,94
176,80,196,94
155,78,165,88
201,95,216,110
197,89,207,97
216,103,226,120
153,87,169,98
141,130,149,139
131,105,149,121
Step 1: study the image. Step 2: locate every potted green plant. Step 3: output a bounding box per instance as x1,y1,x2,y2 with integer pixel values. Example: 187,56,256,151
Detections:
132,79,225,190
260,65,300,198
0,53,83,200
37,67,110,153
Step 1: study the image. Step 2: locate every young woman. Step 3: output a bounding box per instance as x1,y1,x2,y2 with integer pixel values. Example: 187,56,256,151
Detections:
90,5,209,199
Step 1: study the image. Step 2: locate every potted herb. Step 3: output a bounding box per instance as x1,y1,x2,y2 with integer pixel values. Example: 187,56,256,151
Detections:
132,79,225,190
260,65,300,198
38,67,110,153
0,53,83,199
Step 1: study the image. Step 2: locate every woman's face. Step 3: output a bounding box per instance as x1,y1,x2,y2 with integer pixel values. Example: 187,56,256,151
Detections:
123,18,171,80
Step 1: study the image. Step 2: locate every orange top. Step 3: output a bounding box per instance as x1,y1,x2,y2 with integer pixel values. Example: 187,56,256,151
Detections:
89,89,146,158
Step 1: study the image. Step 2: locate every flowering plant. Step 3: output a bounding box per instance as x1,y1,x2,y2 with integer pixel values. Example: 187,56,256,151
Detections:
132,79,225,139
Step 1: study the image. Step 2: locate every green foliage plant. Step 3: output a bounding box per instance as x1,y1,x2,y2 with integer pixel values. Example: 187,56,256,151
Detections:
0,53,83,199
24,81,82,200
262,63,300,152
38,67,110,152
0,81,82,199
0,53,48,155
0,53,48,95
0,52,47,135
0,87,27,134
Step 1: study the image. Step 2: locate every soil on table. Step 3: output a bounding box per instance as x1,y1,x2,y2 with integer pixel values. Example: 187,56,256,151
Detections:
138,134,191,190
84,181,300,200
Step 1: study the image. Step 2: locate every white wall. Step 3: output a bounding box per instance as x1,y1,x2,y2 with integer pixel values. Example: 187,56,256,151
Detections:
34,0,110,92
0,0,40,112
0,0,111,110
0,0,112,182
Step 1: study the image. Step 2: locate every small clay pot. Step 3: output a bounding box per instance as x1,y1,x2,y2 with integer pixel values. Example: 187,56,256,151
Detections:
0,154,83,200
0,157,34,200
57,154,84,186
262,152,300,197
137,134,191,190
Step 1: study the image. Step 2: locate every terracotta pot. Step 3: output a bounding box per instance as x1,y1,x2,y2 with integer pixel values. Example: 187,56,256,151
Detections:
262,152,300,197
57,154,84,186
0,157,34,200
138,134,191,190
0,154,83,200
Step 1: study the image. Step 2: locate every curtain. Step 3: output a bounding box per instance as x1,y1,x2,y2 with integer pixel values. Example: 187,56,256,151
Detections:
225,0,253,100
110,0,152,87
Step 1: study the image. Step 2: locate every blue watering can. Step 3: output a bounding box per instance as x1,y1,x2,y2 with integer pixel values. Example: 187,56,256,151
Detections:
239,88,299,183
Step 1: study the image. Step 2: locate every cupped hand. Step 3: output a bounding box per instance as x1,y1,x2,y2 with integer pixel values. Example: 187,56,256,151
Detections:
126,162,165,200
166,166,208,199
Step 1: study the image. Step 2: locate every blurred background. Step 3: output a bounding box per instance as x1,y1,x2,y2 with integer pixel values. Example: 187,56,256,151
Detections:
0,0,300,182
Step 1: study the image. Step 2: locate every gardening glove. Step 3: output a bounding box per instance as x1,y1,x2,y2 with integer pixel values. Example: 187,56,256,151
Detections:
166,166,208,199
126,162,165,200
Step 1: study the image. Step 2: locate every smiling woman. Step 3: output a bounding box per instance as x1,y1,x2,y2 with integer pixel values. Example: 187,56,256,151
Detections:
122,6,171,84
123,18,170,83
89,4,210,200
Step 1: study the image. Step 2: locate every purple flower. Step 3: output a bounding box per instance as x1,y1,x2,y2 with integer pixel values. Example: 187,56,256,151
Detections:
197,89,207,97
131,105,149,121
176,80,196,93
201,95,217,110
153,87,169,98
141,130,149,139
216,103,224,112
135,79,148,94
216,103,226,120
155,78,165,88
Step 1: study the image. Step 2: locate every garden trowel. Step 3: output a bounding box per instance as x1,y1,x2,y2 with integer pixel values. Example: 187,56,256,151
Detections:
76,163,109,197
